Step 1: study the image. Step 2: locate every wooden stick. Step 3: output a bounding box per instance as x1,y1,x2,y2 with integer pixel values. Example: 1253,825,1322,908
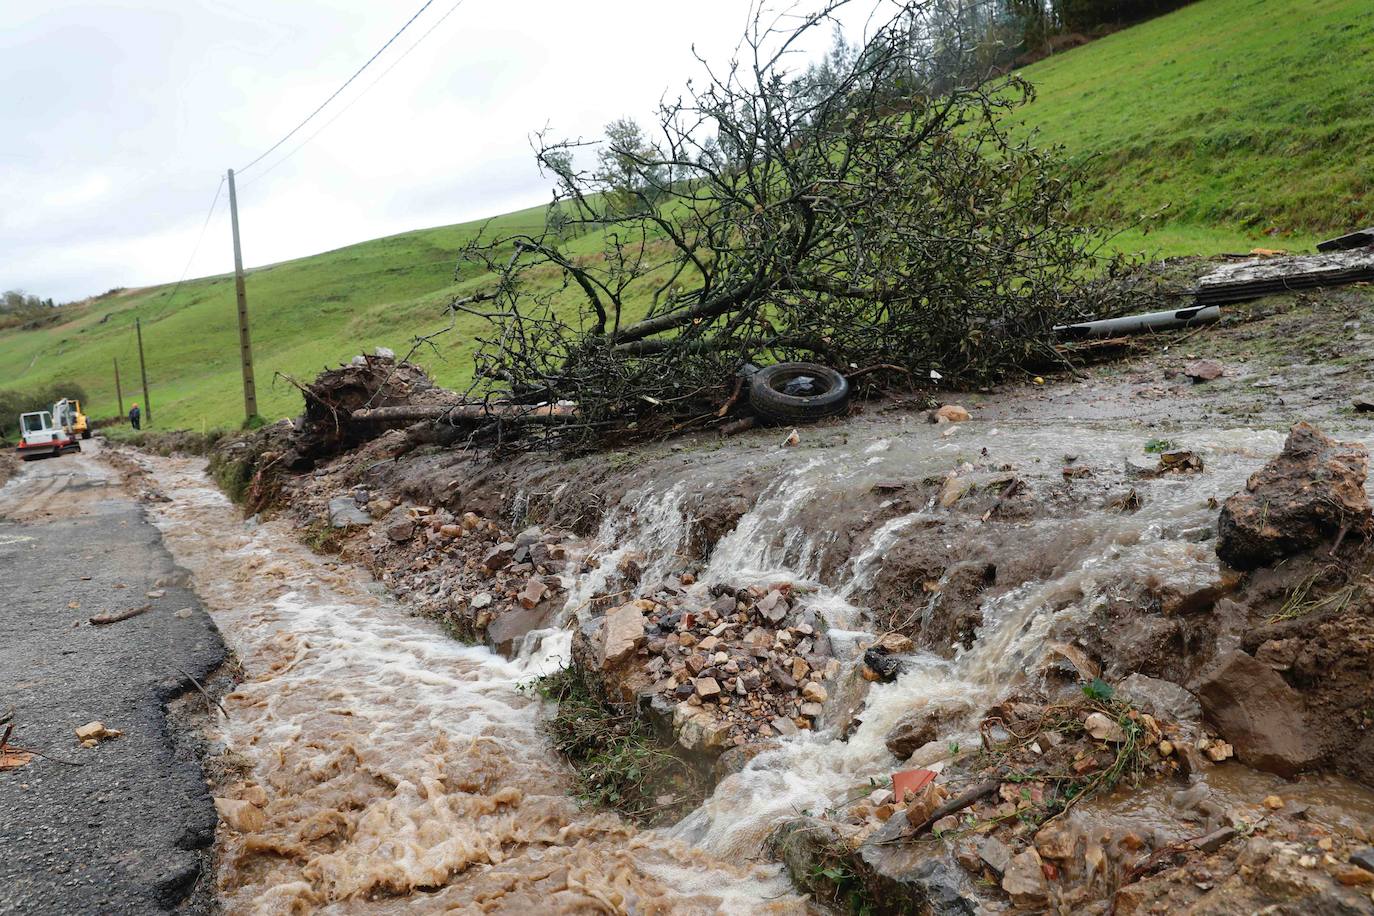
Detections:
176,666,229,720
89,603,152,625
350,402,578,423
908,779,1000,836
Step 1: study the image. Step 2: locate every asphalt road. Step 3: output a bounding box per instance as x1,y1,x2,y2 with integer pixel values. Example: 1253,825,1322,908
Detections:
0,440,227,915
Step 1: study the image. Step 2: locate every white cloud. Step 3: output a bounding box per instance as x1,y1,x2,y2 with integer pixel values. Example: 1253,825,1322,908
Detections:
1,0,878,301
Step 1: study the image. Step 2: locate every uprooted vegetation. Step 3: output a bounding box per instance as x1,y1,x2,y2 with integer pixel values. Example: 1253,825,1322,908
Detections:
450,0,1152,449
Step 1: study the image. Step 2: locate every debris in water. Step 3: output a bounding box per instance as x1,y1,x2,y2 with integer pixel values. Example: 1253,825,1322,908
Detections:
892,768,937,803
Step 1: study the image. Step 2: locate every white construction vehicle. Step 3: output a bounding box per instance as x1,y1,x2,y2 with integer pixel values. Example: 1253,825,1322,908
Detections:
15,410,80,460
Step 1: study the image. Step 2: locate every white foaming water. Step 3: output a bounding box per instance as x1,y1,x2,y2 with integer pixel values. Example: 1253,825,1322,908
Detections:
561,479,694,613
704,456,834,584
658,425,1291,858
138,456,800,915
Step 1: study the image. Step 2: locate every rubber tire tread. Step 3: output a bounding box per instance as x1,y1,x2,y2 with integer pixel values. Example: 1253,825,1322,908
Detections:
748,362,850,423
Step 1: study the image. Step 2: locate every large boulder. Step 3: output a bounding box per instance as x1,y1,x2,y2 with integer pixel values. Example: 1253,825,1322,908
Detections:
1216,423,1370,570
1193,651,1320,777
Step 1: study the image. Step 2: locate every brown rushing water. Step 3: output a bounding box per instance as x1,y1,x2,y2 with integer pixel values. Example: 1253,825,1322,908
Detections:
140,456,801,915
137,417,1374,913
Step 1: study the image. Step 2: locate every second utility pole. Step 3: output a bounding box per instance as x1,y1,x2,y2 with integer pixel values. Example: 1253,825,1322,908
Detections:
113,357,124,417
226,168,259,422
135,318,152,427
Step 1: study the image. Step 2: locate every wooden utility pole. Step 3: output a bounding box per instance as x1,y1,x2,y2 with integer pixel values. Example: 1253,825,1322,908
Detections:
113,357,124,416
226,169,259,421
135,318,152,426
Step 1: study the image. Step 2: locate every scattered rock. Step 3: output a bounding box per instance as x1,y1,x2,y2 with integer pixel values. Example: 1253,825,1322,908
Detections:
885,700,968,759
74,721,121,743
1035,822,1078,861
518,577,549,609
1349,848,1374,874
938,475,972,508
1194,826,1238,854
756,590,789,624
1193,651,1320,776
385,514,416,542
1336,866,1374,886
482,542,517,571
1001,847,1049,908
1084,712,1126,743
1157,449,1204,474
932,404,971,424
1184,359,1224,382
694,677,722,700
1116,673,1203,722
600,604,646,668
979,836,1012,877
1216,422,1371,570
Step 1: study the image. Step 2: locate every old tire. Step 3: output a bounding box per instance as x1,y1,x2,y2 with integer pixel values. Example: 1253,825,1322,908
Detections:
748,362,850,423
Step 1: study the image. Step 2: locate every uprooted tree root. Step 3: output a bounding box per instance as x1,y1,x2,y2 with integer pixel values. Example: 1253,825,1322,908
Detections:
527,664,709,826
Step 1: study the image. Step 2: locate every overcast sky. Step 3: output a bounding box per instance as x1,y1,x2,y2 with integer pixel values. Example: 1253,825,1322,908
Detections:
1,0,868,302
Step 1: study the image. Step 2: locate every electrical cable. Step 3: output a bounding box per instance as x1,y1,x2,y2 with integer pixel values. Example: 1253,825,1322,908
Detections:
242,0,472,187
236,0,439,175
157,176,226,312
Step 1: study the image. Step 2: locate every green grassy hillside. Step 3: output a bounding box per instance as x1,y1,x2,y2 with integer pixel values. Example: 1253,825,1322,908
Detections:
3,0,1370,431
1016,0,1373,247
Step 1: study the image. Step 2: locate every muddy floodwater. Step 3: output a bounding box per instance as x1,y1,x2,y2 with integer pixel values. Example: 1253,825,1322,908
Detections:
136,413,1374,912
141,457,800,914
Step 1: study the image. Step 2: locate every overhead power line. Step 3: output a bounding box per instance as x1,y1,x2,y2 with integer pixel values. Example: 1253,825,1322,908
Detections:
237,0,439,175
158,176,226,310
243,0,472,187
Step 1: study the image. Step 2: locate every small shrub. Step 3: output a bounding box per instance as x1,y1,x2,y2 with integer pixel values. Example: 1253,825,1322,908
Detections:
530,664,706,824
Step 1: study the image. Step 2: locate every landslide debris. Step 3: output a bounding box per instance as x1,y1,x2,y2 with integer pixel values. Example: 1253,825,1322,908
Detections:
1217,422,1370,571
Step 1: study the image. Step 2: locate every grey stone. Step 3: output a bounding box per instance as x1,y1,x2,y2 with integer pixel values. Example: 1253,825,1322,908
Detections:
1117,673,1203,723
978,836,1012,877
328,496,373,528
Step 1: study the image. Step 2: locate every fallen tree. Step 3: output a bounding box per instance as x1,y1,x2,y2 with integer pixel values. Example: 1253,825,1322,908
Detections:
456,0,1147,448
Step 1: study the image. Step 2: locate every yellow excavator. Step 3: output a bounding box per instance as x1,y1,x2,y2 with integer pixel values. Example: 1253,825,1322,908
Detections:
53,398,90,440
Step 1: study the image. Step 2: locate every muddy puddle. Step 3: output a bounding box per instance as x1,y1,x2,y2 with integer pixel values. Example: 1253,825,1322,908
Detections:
135,414,1374,912
138,457,800,914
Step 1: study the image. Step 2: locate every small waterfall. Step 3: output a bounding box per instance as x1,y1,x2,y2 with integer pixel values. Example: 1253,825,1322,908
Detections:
667,426,1294,859
703,457,830,584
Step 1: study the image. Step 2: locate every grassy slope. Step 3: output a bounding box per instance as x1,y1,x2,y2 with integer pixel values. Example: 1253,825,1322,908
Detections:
4,0,1371,431
1014,0,1373,255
